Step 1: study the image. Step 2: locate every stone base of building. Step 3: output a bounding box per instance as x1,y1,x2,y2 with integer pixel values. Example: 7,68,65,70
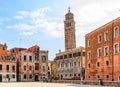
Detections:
52,80,120,87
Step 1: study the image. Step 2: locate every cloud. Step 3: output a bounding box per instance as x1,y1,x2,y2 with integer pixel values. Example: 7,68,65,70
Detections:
70,0,120,47
6,7,64,38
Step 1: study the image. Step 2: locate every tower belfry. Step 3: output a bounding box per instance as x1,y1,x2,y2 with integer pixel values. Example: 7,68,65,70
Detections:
64,8,76,51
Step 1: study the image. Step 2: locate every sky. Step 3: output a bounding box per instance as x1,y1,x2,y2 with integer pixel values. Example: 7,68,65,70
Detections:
0,0,120,60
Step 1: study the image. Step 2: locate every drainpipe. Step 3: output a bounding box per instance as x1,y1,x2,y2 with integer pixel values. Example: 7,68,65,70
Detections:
80,48,83,80
112,23,114,81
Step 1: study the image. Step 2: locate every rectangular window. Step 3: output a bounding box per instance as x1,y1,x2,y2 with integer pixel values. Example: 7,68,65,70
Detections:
24,55,26,61
29,66,32,70
114,27,119,37
42,56,46,62
12,74,15,78
64,55,67,59
104,46,109,56
24,74,26,79
12,65,15,71
98,48,102,57
104,32,108,41
29,56,32,61
24,65,26,71
88,64,90,68
6,74,9,78
87,52,91,60
29,75,32,79
74,62,76,67
0,64,2,70
88,40,90,47
6,65,9,71
69,54,72,58
43,66,45,72
114,44,119,54
106,61,109,66
97,62,100,67
98,35,102,43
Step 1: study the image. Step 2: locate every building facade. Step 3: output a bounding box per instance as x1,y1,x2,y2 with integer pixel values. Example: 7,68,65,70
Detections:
85,17,120,81
56,47,85,80
40,50,49,81
0,43,16,82
10,45,49,82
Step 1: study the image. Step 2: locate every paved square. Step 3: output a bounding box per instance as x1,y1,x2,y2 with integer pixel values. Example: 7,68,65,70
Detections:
0,82,115,87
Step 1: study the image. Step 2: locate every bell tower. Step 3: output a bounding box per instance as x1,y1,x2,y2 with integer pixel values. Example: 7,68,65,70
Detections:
64,7,76,51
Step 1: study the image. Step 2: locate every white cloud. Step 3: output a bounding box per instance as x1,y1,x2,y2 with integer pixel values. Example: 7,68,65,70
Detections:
70,0,120,47
14,16,24,19
7,7,64,38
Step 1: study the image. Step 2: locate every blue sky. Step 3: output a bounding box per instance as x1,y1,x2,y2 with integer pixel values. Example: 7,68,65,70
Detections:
0,0,120,60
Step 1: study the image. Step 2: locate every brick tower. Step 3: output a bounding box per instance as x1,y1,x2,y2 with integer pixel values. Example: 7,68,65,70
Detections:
64,7,76,51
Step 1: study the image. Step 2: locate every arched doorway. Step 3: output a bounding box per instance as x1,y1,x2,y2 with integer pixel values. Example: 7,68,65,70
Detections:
61,74,63,80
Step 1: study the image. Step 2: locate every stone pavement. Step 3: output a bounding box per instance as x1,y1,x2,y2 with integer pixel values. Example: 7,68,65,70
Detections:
0,82,115,87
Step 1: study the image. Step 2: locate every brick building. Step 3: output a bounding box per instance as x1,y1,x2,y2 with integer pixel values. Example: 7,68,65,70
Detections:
85,17,120,81
0,43,16,82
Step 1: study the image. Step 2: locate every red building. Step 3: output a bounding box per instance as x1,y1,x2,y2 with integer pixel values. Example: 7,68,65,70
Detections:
85,17,120,81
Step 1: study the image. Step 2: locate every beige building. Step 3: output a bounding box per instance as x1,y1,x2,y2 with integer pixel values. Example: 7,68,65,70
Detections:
56,47,85,80
40,50,49,81
54,8,85,80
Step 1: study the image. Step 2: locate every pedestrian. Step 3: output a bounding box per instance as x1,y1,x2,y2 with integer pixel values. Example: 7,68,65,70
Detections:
8,78,10,82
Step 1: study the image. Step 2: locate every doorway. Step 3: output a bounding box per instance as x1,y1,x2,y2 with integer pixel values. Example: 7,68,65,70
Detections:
61,74,63,80
35,75,39,81
0,74,2,82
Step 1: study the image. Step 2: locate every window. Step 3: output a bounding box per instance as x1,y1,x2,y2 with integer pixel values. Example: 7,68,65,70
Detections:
29,75,32,79
69,63,72,67
114,43,119,54
97,75,100,79
6,74,9,78
12,65,15,71
88,76,90,79
88,40,90,47
29,56,32,61
42,56,46,62
65,63,67,67
70,74,72,77
30,66,32,71
0,64,2,70
78,74,80,76
34,48,39,53
114,27,119,37
24,65,26,71
98,48,102,57
78,62,80,66
88,64,90,68
6,65,9,71
2,47,5,50
24,74,26,79
66,23,71,27
35,56,38,61
78,52,81,56
64,55,67,59
98,35,102,43
104,46,109,56
65,74,67,77
43,66,45,72
104,32,108,41
87,52,91,60
74,74,76,76
24,55,26,61
73,53,77,57
12,74,15,78
97,62,100,67
106,75,109,79
74,62,76,67
106,61,109,66
69,54,72,58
